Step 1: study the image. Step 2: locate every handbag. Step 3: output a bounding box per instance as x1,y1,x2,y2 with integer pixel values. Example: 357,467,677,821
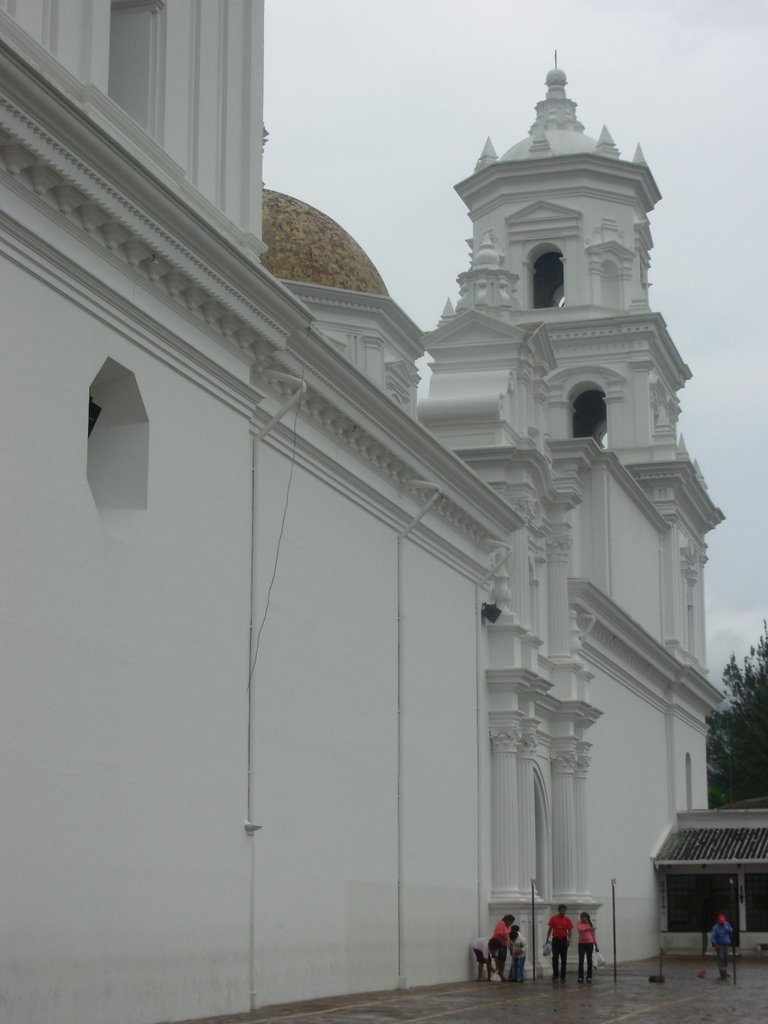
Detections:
542,942,552,957
594,951,606,967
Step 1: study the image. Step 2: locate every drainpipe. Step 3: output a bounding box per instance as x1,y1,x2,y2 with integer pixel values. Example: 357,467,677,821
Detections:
474,543,514,935
246,370,306,1012
396,481,442,987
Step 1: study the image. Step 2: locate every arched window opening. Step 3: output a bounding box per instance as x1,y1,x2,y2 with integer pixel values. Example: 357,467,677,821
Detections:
533,250,565,308
87,358,149,510
572,388,607,445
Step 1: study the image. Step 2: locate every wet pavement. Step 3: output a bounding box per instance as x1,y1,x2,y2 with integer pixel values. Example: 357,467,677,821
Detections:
169,955,768,1024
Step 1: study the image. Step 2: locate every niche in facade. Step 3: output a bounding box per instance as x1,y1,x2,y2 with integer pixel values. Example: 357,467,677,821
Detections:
572,388,607,446
600,259,621,309
108,0,166,138
533,250,565,308
87,359,149,510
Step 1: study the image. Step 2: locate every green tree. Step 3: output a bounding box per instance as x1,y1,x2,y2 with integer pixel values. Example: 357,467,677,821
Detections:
707,625,768,807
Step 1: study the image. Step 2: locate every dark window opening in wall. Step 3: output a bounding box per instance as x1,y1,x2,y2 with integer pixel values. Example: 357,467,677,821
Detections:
666,874,734,933
533,251,565,308
745,874,768,930
88,394,102,437
572,388,607,445
87,358,149,510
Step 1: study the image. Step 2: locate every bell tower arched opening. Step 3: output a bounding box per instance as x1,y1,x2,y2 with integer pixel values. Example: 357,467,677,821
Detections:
532,248,565,308
572,386,607,446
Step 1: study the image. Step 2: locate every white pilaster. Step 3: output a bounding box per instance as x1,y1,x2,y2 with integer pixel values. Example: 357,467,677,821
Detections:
573,747,591,894
546,529,571,656
490,724,519,897
551,743,578,900
516,721,538,890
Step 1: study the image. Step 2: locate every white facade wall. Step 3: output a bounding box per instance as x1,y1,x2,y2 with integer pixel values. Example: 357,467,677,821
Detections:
1,256,256,1024
250,450,400,1000
248,449,484,1000
399,543,479,984
1,14,727,1022
604,478,662,638
585,665,670,959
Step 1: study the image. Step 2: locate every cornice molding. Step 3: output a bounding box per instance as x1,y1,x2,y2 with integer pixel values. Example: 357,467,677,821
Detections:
254,410,497,581
0,209,261,418
544,312,691,391
252,351,522,549
0,40,299,351
549,440,670,531
283,280,424,356
628,460,724,535
569,579,722,716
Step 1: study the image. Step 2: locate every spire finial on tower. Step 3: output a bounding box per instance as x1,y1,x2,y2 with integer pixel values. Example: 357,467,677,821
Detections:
554,49,558,69
475,137,498,172
595,125,620,158
530,66,584,136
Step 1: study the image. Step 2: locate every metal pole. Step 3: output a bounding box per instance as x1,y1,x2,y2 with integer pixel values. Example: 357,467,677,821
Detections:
730,876,738,986
531,879,536,981
612,879,618,984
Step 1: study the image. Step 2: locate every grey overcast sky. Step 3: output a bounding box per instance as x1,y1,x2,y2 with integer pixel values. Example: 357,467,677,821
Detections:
263,0,768,682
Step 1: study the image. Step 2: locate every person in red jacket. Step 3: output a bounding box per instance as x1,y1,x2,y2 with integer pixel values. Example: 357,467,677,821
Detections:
491,915,515,980
546,904,573,981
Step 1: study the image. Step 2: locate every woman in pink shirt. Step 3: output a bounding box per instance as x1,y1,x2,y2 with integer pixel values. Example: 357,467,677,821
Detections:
576,912,598,983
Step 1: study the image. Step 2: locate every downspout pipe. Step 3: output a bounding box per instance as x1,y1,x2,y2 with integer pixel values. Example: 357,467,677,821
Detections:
246,370,306,1012
396,481,442,987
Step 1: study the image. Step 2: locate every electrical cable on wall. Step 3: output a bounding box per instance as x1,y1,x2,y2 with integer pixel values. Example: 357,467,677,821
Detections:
247,364,305,694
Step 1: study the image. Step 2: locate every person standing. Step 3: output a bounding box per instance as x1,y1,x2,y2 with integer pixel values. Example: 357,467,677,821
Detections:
508,925,527,982
491,915,515,980
711,913,734,980
576,911,598,983
470,937,502,981
546,904,573,981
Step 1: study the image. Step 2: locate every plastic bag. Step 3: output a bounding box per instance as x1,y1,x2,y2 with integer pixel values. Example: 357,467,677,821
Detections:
594,951,606,967
543,942,552,957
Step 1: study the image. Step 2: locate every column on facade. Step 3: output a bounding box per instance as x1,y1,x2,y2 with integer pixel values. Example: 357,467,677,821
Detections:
516,721,539,891
573,746,591,894
490,724,519,895
546,528,572,656
507,522,530,628
551,744,577,898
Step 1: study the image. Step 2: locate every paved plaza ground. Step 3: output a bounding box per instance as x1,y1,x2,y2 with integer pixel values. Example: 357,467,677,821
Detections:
170,955,768,1024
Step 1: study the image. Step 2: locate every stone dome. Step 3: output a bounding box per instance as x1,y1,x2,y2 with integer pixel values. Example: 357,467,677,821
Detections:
501,130,601,162
262,189,388,296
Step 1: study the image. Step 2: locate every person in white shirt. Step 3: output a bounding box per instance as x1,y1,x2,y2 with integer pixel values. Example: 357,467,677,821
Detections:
470,936,503,980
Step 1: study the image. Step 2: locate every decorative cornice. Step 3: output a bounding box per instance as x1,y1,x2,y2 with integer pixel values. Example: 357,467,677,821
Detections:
569,579,722,718
253,348,522,548
0,102,288,355
0,210,261,418
628,460,724,535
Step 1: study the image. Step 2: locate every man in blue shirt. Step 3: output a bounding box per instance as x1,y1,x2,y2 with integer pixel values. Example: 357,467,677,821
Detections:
711,913,734,979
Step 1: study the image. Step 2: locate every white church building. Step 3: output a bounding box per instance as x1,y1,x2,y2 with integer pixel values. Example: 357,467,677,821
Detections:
0,4,724,1023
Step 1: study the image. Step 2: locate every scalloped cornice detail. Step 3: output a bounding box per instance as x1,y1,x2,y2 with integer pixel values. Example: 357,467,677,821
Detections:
255,360,499,547
0,103,288,355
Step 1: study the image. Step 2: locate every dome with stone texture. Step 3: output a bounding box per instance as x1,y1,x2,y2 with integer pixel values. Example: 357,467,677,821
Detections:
262,189,388,296
499,68,619,162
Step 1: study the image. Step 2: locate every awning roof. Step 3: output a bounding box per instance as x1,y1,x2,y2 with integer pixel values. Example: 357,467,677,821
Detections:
655,827,768,865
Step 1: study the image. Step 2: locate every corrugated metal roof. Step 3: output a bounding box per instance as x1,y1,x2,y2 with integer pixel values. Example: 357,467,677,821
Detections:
655,827,768,864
